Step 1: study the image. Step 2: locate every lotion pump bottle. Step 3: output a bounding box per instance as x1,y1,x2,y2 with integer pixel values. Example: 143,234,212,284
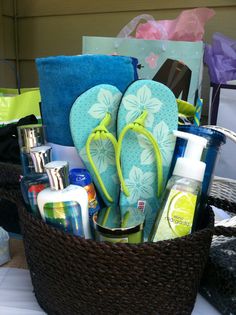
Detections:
17,124,46,175
37,161,91,239
20,145,52,217
149,131,207,242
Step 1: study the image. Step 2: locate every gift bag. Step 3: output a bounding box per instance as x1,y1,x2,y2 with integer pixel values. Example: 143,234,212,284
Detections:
83,36,203,105
208,83,236,179
82,8,216,105
0,88,41,164
0,88,41,126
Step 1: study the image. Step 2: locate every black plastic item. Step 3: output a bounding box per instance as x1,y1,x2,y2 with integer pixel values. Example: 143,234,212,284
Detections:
0,198,21,234
0,162,22,234
0,114,38,164
200,197,236,315
152,58,192,101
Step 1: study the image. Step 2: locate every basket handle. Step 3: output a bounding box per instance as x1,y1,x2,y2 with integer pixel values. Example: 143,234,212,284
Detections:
0,187,22,205
203,125,236,143
0,163,22,204
213,225,236,236
203,128,236,237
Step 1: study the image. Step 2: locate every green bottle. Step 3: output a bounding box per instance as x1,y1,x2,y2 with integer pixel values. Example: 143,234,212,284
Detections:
149,131,207,242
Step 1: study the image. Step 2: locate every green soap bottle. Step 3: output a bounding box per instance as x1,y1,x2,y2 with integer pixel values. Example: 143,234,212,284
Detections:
149,130,207,242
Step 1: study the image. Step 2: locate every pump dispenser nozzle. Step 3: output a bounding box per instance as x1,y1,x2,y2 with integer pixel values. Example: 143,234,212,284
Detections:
173,131,207,182
30,145,52,173
45,161,69,190
17,124,45,153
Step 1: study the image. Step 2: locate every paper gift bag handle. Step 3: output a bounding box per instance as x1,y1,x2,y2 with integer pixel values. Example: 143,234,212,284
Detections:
117,14,156,38
116,14,168,52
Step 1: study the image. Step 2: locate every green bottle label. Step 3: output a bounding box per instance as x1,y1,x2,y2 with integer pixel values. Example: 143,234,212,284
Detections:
153,189,197,242
43,201,84,237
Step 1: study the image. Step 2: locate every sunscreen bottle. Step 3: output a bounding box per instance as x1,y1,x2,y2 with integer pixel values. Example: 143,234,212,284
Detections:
149,131,207,242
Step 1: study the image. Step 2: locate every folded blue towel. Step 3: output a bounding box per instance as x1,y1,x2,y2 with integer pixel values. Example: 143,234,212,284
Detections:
36,55,138,146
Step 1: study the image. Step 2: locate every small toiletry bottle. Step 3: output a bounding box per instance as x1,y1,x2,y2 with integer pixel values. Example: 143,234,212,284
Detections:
17,124,45,175
149,131,207,242
37,161,91,239
20,145,52,217
69,168,100,219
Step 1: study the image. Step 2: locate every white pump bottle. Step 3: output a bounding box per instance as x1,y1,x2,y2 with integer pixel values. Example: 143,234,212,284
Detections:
149,131,207,242
172,131,207,182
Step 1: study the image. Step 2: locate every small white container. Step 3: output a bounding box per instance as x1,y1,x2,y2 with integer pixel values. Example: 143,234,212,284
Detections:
0,227,10,266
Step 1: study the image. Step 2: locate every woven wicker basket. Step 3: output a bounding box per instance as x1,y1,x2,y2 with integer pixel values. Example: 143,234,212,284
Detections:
210,176,236,204
0,162,215,315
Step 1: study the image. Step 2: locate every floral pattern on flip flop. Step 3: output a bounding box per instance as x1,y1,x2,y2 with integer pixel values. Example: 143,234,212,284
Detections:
123,85,163,128
88,88,121,121
125,166,155,204
138,121,175,166
80,138,115,174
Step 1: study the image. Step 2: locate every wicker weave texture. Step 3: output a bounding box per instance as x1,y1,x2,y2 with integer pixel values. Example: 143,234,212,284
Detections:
210,176,236,204
0,162,214,315
19,203,214,315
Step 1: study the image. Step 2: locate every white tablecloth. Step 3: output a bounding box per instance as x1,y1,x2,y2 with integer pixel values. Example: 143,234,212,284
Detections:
0,268,221,315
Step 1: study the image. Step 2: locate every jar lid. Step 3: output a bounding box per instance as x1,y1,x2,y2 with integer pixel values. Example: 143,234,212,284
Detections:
93,206,145,236
179,125,226,145
69,168,92,187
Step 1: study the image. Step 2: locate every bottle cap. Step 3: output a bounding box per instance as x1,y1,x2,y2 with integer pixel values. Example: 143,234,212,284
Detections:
69,168,92,187
30,146,52,173
17,124,45,153
45,161,69,190
173,130,207,182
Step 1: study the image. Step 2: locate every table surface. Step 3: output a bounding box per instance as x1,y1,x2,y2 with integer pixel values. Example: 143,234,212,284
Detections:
3,239,28,269
0,238,221,315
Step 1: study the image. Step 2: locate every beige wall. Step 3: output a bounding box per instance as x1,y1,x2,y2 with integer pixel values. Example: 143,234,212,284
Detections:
2,1,236,117
0,0,17,87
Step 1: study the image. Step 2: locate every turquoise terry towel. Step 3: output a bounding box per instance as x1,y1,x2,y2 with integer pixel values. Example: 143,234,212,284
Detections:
36,55,138,146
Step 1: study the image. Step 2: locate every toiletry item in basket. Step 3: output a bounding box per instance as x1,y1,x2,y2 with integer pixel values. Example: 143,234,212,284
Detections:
69,168,100,219
170,125,226,203
37,161,91,239
17,124,46,175
0,227,10,266
93,205,145,244
149,131,207,242
20,145,52,217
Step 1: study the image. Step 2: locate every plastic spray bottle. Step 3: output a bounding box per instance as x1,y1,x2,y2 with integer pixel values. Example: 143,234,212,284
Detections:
149,131,207,242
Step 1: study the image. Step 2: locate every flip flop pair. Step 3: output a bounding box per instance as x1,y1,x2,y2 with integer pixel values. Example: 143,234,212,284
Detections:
70,80,178,236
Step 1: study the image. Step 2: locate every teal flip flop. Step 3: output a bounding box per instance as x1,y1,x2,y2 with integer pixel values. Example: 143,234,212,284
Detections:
70,84,122,206
116,80,178,237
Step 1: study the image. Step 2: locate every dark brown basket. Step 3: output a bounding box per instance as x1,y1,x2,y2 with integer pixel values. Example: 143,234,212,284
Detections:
0,162,214,315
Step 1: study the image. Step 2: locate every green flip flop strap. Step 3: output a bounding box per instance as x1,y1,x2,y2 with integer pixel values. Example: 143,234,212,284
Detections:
86,113,117,203
116,110,163,198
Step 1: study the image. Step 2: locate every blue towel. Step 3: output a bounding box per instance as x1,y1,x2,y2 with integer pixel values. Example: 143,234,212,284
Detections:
36,55,138,146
